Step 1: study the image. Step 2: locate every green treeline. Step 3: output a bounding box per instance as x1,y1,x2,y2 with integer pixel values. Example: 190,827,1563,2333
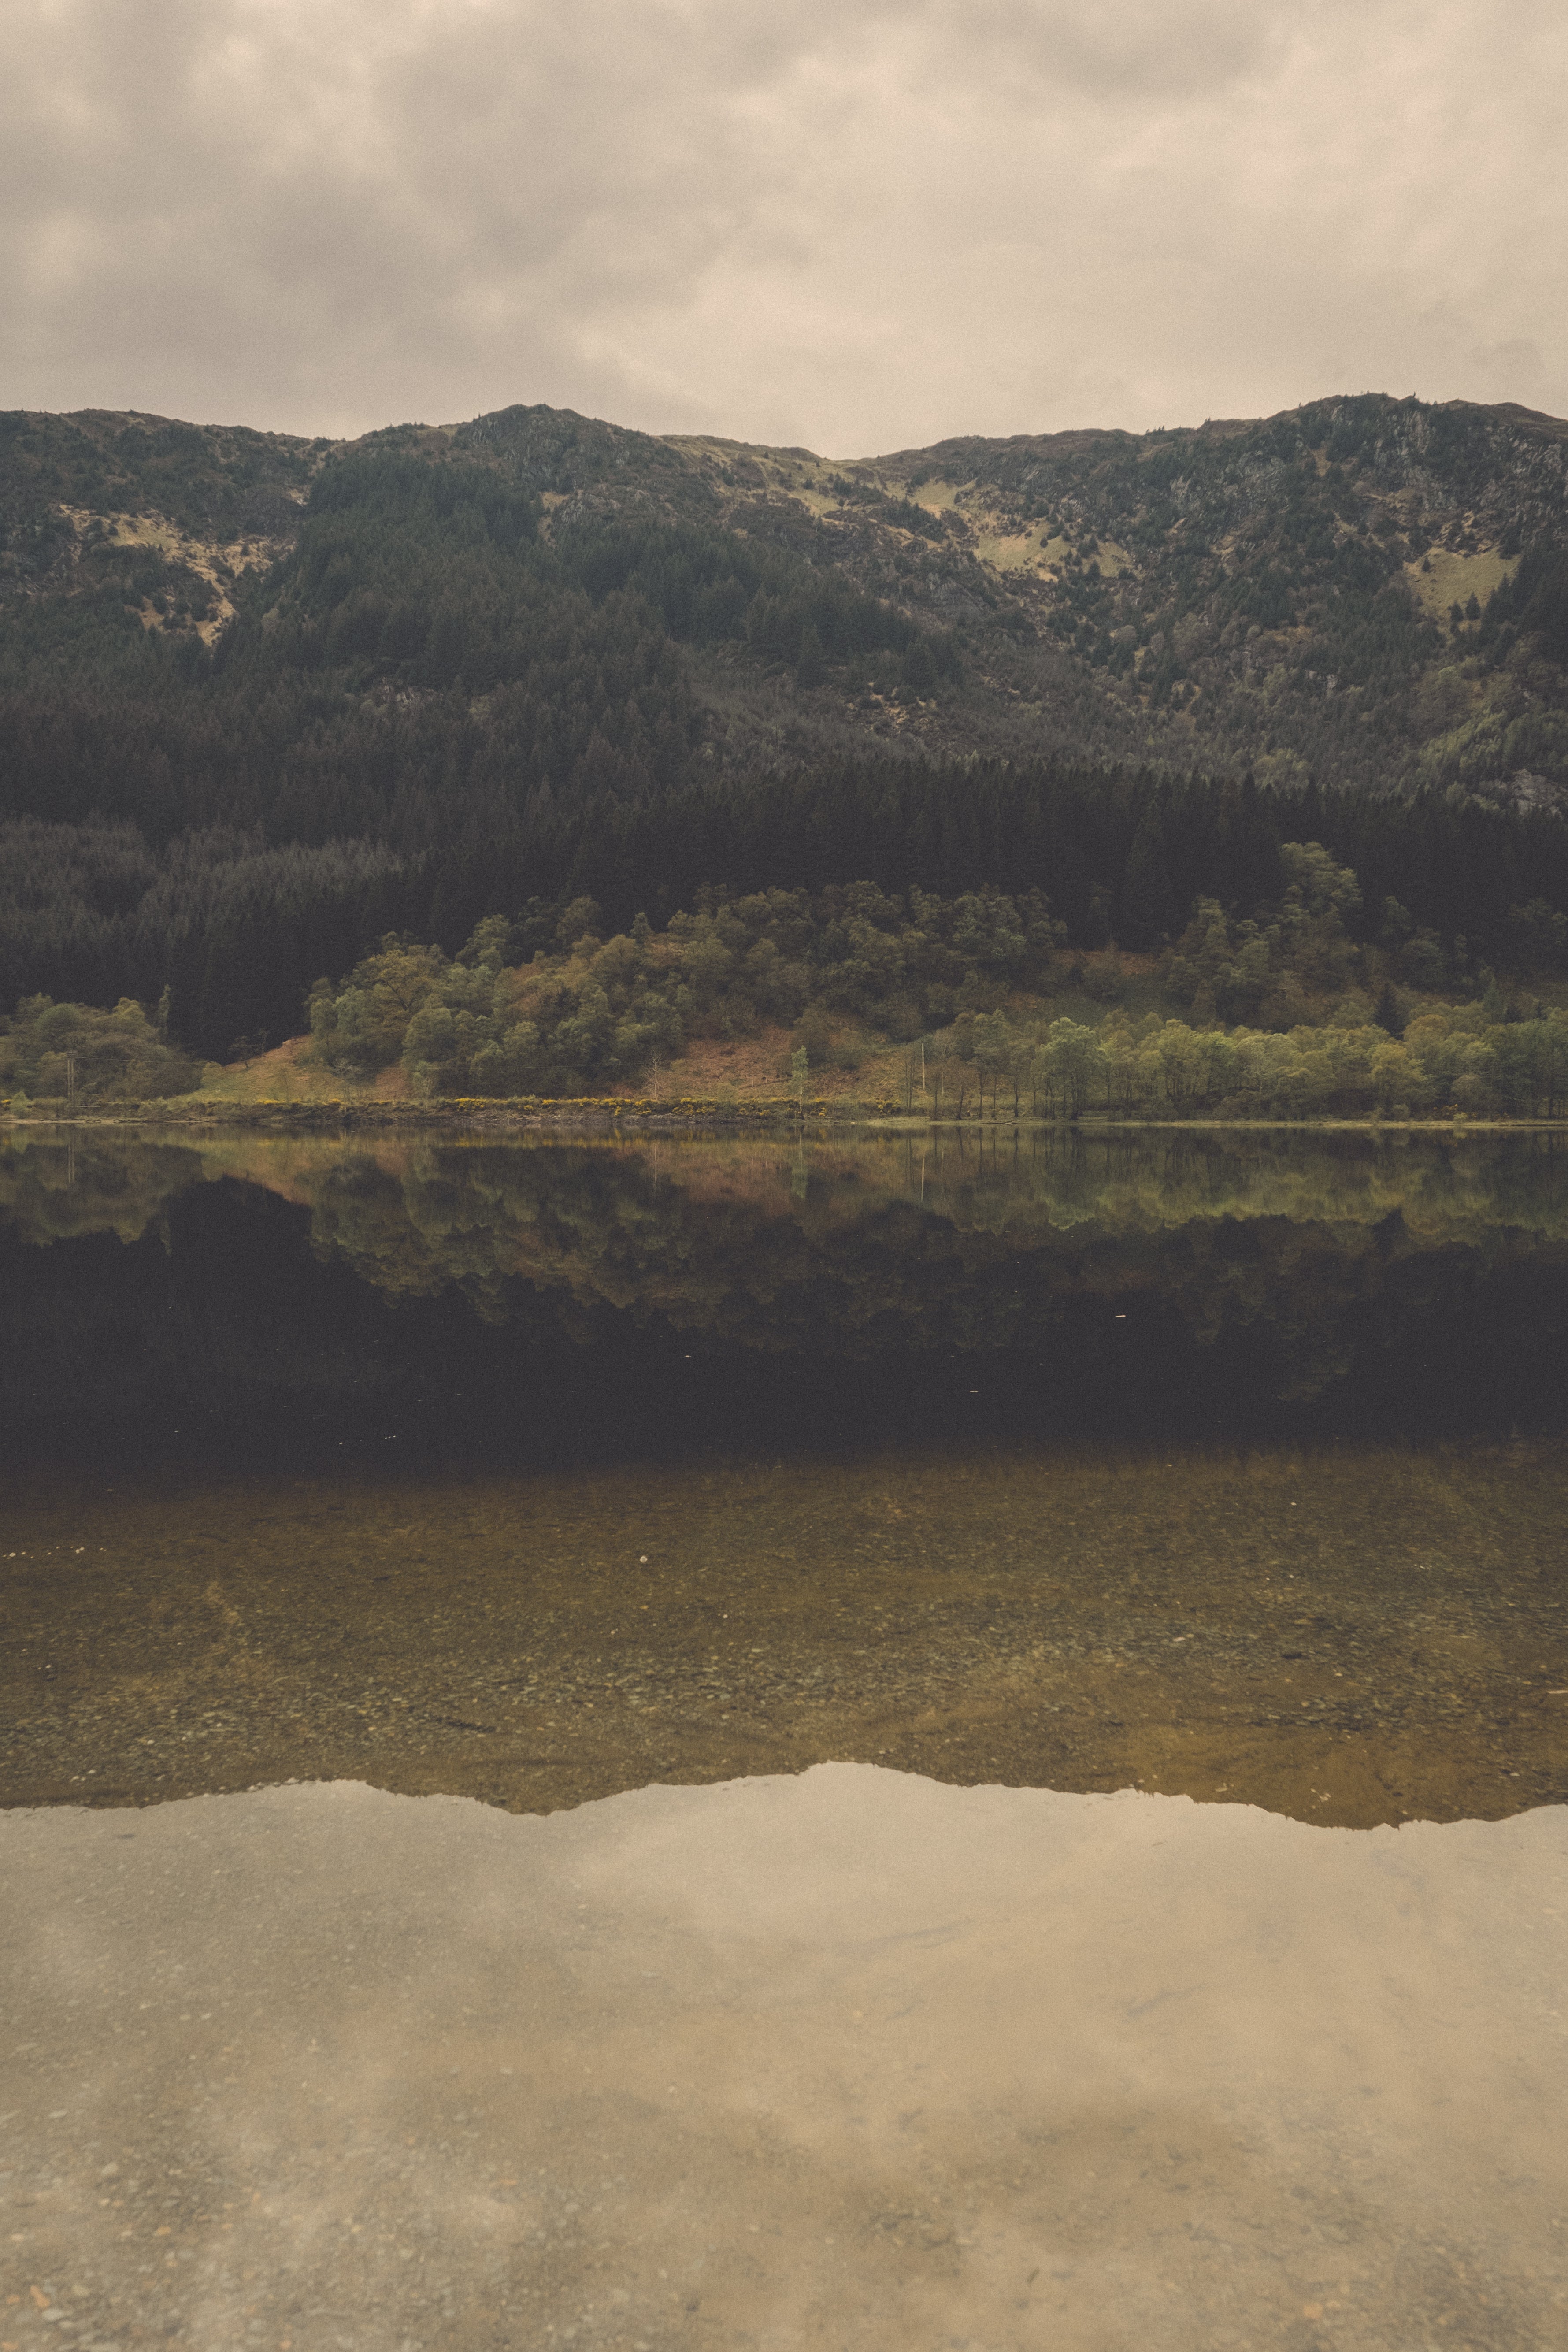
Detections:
300,847,1568,1118
9,766,1568,1063
0,994,201,1109
308,884,1064,1096
10,826,1568,1113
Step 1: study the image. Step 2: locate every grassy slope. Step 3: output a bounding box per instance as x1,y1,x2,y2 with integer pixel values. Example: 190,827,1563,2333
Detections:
192,1035,412,1106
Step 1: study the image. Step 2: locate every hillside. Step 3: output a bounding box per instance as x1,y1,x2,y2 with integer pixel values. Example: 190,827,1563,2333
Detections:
10,853,1568,1128
6,391,1568,1054
7,391,1568,801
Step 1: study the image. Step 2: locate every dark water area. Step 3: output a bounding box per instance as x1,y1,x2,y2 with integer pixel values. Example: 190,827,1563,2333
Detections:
3,1124,1567,1825
4,1124,1568,1469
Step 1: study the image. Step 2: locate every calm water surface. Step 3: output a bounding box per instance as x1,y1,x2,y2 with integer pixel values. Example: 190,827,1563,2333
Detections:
4,1125,1566,1826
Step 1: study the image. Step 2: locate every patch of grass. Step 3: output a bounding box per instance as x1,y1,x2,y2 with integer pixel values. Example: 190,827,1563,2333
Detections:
973,523,1053,572
183,1039,404,1106
1407,545,1516,622
57,505,289,643
905,477,972,513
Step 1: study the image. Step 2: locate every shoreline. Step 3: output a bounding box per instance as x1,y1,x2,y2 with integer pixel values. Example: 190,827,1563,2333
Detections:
4,1099,1568,1137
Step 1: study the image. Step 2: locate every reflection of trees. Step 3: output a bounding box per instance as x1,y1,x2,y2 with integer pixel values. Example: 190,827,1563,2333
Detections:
10,1128,1568,1266
0,1133,416,1249
0,1134,208,1246
291,1131,1568,1403
7,1128,1568,1420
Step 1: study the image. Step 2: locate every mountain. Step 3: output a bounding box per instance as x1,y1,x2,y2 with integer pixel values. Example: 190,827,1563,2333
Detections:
5,392,1568,1052
7,390,1568,808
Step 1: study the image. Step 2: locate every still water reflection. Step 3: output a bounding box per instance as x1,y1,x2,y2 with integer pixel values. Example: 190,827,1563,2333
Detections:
7,1776,1564,2352
5,1124,1568,1458
3,1127,1566,1825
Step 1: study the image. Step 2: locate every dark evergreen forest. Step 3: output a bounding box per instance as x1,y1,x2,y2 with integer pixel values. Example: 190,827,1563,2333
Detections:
8,767,1567,1061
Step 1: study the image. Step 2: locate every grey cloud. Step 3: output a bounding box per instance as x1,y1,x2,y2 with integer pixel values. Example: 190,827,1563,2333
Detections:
923,0,1290,98
0,0,1564,452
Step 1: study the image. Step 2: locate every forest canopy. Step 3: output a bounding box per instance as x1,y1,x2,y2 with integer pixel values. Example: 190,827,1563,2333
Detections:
293,848,1568,1120
6,763,1568,1062
10,838,1568,1117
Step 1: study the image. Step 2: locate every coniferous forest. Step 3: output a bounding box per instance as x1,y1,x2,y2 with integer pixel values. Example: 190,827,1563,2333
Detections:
5,393,1568,1061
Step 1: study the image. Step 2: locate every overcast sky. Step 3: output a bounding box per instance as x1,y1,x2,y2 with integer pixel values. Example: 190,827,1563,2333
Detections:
4,0,1566,454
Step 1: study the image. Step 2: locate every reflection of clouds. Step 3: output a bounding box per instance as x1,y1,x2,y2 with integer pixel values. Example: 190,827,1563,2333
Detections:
4,1771,1565,2348
2,1,1565,445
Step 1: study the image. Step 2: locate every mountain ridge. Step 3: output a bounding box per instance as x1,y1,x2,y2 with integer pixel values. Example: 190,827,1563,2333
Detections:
6,388,1568,804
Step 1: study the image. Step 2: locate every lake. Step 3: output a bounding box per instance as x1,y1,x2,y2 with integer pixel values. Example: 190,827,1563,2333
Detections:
3,1125,1566,2348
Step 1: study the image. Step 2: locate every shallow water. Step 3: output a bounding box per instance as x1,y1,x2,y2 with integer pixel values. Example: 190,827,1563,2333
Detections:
5,1444,1566,1826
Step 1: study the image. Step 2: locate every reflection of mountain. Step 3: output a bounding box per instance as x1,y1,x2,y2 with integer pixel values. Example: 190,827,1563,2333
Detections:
4,1130,1567,1459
